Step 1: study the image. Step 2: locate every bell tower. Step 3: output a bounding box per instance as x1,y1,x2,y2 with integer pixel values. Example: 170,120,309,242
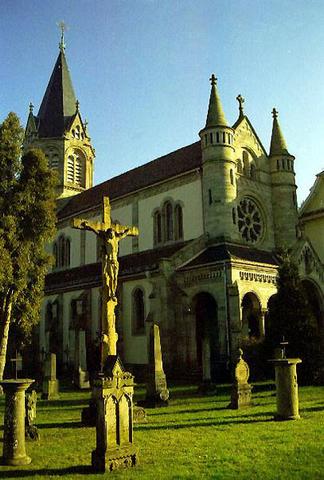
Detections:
269,108,298,248
24,26,95,199
199,75,236,240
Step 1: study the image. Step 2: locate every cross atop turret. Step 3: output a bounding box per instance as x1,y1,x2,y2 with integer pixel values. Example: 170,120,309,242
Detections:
272,108,278,119
57,20,67,53
209,74,217,86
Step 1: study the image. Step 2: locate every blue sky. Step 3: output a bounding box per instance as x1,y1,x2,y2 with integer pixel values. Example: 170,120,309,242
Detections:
1,0,324,203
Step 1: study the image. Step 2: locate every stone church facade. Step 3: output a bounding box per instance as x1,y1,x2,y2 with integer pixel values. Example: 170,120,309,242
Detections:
23,41,323,381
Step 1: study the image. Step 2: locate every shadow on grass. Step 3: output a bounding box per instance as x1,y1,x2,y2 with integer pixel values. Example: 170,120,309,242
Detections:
135,416,272,431
150,406,228,416
38,421,83,429
300,405,324,413
39,399,90,407
0,465,95,478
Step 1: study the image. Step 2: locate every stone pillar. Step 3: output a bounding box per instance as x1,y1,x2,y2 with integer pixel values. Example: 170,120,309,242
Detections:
269,358,302,420
41,353,59,400
91,356,137,472
145,323,169,407
260,309,267,338
0,379,34,465
229,349,253,409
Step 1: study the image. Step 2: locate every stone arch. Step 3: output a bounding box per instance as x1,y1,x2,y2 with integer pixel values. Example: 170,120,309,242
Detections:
301,278,324,331
192,292,219,382
241,292,262,339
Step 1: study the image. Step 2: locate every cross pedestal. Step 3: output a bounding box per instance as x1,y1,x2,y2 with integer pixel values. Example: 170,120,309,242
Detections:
0,379,34,465
269,358,302,420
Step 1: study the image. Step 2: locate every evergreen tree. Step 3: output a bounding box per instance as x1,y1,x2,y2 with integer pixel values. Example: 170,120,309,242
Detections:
0,112,56,380
266,252,320,383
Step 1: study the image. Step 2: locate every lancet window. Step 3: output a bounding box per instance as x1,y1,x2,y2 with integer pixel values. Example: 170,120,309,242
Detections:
53,235,71,269
153,200,183,246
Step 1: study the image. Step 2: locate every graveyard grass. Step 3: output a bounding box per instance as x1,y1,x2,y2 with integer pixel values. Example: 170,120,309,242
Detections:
0,382,324,479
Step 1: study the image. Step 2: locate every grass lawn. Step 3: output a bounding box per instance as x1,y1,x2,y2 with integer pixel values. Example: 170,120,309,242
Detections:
0,381,323,479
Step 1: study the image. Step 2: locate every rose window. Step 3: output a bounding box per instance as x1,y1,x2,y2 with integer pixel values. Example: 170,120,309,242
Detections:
237,198,263,243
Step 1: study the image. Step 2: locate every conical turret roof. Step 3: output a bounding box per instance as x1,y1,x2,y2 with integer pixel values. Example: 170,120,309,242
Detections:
37,49,77,137
205,74,227,127
269,108,290,156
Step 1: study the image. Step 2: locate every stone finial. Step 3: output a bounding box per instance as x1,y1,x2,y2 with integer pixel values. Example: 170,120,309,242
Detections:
57,20,67,53
272,108,278,119
209,73,217,86
236,94,245,116
29,102,34,114
75,99,80,113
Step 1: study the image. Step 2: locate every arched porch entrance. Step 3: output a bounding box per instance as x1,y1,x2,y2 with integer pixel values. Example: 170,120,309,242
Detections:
302,279,324,331
193,292,218,382
241,292,262,339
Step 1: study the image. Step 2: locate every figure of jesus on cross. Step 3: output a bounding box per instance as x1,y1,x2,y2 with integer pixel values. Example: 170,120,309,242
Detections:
72,196,139,366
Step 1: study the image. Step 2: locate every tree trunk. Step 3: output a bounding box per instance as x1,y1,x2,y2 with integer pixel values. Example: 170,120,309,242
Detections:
0,291,13,382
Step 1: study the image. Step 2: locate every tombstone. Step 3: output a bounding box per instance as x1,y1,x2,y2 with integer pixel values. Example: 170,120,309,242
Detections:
145,323,169,407
0,379,34,465
133,405,148,424
41,353,59,400
229,348,253,409
91,356,137,472
25,390,39,441
269,355,302,420
74,330,90,389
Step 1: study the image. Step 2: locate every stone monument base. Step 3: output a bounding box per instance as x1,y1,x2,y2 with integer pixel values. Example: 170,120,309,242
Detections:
92,445,137,472
41,379,59,400
229,383,253,409
75,368,90,390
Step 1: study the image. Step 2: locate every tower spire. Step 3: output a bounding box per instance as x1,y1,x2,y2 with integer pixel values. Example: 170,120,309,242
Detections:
269,108,290,155
205,74,227,127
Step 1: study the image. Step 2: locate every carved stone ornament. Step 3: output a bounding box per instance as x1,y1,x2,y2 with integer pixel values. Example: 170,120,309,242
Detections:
234,349,250,384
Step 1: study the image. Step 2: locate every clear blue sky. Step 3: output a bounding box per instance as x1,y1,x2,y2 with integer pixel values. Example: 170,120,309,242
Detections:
1,0,324,203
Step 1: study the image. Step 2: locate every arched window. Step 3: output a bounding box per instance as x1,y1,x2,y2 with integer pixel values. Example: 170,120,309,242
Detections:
243,151,249,175
250,163,256,179
65,238,71,267
164,202,173,241
54,235,71,269
230,169,234,185
53,242,58,269
154,211,162,245
133,288,145,334
237,159,243,174
174,204,183,240
66,150,86,187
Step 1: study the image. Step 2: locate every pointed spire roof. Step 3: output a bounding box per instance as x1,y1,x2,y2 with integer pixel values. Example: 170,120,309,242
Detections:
37,47,77,138
205,74,228,127
269,108,290,156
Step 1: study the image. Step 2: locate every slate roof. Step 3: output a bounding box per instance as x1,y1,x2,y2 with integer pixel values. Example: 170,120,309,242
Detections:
57,142,202,220
178,243,279,270
269,112,290,156
36,51,77,138
45,241,188,294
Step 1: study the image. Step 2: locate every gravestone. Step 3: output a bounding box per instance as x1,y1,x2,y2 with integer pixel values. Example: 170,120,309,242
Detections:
229,348,253,409
41,353,59,400
0,379,34,465
74,330,90,389
91,356,137,472
145,323,169,407
25,390,39,441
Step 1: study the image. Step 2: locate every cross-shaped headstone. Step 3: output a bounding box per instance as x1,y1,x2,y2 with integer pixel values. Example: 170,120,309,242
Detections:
72,196,139,365
279,336,289,359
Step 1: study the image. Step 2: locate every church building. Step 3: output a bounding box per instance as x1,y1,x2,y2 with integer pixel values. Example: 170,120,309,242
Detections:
24,38,321,382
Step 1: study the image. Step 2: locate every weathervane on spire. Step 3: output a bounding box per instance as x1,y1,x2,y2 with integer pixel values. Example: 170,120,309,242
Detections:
57,20,68,53
209,74,217,86
236,94,245,116
272,108,278,119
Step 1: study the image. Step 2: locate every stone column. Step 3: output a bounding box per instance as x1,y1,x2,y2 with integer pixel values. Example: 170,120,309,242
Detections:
145,323,169,407
42,353,59,400
0,379,34,466
269,358,302,420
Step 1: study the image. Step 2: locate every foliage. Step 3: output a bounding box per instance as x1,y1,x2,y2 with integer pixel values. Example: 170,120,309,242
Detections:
0,383,324,479
0,112,57,377
265,252,321,384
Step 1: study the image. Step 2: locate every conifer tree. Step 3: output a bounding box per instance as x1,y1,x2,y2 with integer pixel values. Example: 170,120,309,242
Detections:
0,112,56,380
266,252,320,383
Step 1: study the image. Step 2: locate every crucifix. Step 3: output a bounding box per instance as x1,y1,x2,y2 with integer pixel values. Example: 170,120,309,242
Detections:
72,196,139,368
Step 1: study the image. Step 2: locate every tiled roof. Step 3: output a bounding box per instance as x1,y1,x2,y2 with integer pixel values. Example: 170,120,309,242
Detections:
45,241,188,294
58,141,202,220
178,243,279,270
37,51,77,138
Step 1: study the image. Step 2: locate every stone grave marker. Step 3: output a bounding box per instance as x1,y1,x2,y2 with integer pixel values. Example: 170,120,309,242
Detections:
41,353,59,400
74,330,90,389
145,323,169,407
25,390,39,441
229,348,253,409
